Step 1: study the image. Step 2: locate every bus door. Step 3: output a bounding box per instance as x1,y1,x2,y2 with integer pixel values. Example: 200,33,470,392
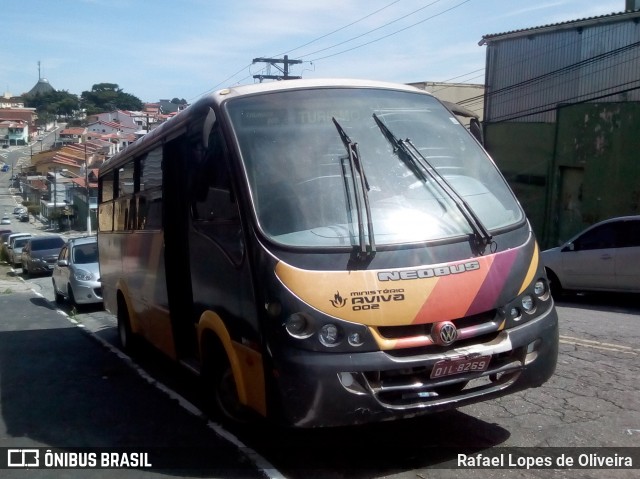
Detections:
162,136,197,359
185,111,252,360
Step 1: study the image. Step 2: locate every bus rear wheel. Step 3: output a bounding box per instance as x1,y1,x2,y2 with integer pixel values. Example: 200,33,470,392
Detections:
117,298,137,353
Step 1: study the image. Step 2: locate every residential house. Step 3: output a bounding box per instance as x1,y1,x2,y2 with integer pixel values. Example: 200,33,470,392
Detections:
1,93,24,109
58,127,87,145
479,5,640,247
0,108,37,144
0,119,29,147
86,119,136,153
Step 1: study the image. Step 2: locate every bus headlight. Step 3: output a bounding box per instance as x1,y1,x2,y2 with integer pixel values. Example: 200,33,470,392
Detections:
285,313,314,339
533,279,546,297
347,332,364,347
319,323,341,347
521,295,535,314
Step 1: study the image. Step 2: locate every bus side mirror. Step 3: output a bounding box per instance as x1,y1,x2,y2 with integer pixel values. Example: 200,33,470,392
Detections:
202,108,217,148
470,118,483,145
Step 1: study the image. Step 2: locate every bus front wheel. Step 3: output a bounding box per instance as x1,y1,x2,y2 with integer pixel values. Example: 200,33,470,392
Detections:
201,340,253,425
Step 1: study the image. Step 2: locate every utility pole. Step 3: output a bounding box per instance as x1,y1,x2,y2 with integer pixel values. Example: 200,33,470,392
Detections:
252,55,302,81
84,142,92,235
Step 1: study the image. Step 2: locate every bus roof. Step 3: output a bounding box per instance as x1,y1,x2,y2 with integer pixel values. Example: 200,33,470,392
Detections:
99,78,433,174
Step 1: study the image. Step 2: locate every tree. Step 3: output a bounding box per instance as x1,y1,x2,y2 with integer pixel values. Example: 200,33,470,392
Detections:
171,97,187,104
24,90,81,120
81,83,144,115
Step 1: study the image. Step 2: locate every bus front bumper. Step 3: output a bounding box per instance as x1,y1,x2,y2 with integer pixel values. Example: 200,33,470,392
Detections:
272,305,559,427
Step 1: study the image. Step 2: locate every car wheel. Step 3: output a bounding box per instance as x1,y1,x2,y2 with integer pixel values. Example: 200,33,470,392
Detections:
52,279,64,304
67,285,77,307
545,268,564,298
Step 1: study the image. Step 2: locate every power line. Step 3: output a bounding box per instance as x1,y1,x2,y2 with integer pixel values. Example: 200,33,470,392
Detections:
433,20,636,104
273,0,402,57
489,80,640,123
295,0,449,60
306,0,473,62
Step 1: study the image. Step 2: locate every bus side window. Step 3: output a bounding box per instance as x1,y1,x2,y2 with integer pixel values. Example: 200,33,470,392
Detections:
192,127,238,222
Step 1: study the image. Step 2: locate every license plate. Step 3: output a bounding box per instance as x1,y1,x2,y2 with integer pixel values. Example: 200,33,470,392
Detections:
430,355,491,379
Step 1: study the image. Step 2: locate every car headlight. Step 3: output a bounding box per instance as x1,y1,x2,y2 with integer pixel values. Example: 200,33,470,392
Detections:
74,269,94,281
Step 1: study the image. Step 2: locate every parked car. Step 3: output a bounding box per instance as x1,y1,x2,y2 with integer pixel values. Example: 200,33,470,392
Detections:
3,232,31,264
0,230,13,261
52,236,102,306
21,235,66,277
19,213,29,222
8,235,32,267
541,216,640,295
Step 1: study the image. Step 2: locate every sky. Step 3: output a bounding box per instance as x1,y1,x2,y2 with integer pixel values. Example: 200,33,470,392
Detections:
1,0,627,104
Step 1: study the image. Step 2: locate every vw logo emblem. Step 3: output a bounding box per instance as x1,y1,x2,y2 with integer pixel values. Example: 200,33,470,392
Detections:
432,321,458,346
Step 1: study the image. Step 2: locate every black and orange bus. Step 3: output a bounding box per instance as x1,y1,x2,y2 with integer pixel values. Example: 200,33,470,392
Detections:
98,79,558,427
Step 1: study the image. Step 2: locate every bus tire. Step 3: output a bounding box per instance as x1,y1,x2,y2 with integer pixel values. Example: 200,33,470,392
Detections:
201,336,254,426
117,296,137,353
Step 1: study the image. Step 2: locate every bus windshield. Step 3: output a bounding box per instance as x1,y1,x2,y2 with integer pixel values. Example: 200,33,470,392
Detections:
227,88,523,248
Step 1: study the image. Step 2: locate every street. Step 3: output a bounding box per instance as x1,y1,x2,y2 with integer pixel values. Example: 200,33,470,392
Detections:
1,170,639,478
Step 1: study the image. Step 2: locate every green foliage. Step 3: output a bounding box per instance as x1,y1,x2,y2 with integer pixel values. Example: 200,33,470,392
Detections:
24,90,80,120
27,205,41,216
81,83,144,115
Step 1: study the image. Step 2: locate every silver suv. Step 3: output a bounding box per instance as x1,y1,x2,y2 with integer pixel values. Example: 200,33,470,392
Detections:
52,236,102,306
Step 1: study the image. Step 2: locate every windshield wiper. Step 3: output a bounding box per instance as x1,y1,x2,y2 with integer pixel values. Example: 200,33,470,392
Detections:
372,113,493,255
332,117,375,260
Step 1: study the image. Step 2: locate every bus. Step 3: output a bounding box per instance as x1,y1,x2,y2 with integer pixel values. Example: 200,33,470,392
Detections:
98,79,558,427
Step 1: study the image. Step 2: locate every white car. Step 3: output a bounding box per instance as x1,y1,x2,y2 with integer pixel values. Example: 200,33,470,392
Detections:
1,216,10,225
541,216,640,295
52,236,102,306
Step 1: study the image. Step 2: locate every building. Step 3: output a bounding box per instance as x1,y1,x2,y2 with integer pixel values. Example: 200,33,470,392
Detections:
480,4,640,248
0,119,29,147
0,109,37,145
57,127,87,145
408,81,485,123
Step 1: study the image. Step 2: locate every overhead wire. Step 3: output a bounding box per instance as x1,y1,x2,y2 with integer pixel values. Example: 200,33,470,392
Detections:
294,0,449,60
273,0,402,57
305,0,473,62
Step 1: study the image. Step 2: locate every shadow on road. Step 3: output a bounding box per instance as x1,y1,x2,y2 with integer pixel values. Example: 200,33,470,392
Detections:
553,291,640,313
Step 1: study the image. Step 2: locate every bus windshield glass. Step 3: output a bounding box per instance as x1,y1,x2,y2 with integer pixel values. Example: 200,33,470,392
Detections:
227,87,523,247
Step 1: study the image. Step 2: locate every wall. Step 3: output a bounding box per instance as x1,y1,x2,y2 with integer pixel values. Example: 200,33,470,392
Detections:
484,122,556,243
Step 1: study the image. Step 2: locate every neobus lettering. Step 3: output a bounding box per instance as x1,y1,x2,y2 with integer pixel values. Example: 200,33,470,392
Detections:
377,261,480,281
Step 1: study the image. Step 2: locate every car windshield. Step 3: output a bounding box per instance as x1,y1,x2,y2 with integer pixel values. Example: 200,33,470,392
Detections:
227,87,522,248
13,238,30,248
32,237,65,250
72,243,98,264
